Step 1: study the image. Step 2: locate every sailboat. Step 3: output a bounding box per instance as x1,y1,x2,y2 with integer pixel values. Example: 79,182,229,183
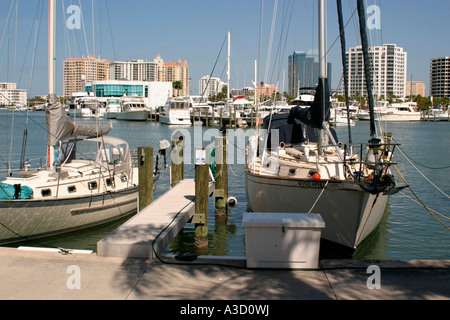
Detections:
0,0,162,246
245,0,401,252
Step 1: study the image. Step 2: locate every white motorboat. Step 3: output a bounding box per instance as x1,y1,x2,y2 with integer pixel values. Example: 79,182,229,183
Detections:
105,98,122,119
78,96,99,118
426,106,450,121
116,96,150,121
160,97,191,125
357,102,388,121
245,0,401,252
380,102,421,122
329,107,356,127
0,0,163,246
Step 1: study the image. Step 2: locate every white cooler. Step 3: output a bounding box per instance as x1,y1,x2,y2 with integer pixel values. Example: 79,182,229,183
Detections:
242,212,325,269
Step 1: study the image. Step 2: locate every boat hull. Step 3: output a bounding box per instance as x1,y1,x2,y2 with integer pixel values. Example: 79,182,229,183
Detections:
116,110,149,121
245,171,389,250
160,114,191,125
105,112,118,119
0,187,138,245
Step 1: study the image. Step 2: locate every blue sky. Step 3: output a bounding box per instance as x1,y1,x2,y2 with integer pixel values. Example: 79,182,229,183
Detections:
0,0,448,97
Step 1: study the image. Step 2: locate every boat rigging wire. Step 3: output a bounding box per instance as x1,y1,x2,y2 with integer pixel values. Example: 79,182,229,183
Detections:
393,165,449,230
392,138,450,200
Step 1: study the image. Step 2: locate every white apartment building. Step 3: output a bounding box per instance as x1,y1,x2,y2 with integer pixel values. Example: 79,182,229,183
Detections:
199,76,223,97
110,59,158,82
346,44,407,99
0,82,27,108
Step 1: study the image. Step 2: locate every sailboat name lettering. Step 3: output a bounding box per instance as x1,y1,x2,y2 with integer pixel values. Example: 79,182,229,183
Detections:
297,181,326,189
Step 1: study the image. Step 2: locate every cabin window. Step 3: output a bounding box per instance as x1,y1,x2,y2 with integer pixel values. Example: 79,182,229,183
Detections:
41,189,52,197
106,178,114,187
68,186,77,193
88,181,98,190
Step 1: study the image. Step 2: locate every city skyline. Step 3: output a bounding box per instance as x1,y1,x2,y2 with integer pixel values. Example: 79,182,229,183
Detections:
0,0,449,98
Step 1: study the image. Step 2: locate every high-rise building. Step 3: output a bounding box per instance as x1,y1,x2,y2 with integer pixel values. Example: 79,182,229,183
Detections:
109,59,158,82
63,55,110,97
0,82,27,108
406,81,426,97
199,75,223,97
154,54,189,96
346,44,407,99
288,50,332,96
430,57,450,98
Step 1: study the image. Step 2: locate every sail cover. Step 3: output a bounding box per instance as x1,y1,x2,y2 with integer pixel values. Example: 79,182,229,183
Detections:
45,94,112,146
289,77,330,128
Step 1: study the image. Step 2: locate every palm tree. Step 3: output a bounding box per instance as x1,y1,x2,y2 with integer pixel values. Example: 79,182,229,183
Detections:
173,81,183,97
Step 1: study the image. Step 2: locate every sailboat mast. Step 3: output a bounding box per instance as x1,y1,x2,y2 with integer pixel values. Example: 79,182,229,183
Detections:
356,0,377,138
227,30,231,99
318,0,327,80
48,0,56,169
49,0,56,96
318,0,327,152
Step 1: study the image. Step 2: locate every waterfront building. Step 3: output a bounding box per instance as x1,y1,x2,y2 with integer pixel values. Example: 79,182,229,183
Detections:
255,82,278,99
346,44,407,99
288,49,332,96
63,55,111,97
85,80,172,110
0,82,27,108
154,54,189,96
406,81,426,97
199,76,224,98
430,57,450,98
109,60,158,82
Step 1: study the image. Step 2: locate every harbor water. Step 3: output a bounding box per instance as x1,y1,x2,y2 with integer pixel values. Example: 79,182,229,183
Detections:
0,109,449,261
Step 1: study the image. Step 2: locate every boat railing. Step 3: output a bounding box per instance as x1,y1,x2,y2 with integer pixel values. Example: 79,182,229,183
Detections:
342,141,399,181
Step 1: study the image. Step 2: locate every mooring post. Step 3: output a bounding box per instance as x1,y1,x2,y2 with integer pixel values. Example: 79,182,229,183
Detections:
193,147,209,252
138,147,153,212
214,132,228,218
171,139,184,188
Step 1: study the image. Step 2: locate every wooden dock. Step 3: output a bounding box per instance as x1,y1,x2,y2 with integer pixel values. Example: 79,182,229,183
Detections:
97,179,215,259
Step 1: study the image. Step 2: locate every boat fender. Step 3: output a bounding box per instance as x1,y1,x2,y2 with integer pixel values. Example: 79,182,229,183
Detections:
227,196,238,208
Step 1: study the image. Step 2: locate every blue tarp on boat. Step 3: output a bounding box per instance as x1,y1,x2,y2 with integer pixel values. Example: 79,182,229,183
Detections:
0,183,33,200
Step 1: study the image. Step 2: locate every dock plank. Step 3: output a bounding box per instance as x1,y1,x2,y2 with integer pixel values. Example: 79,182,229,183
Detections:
97,179,214,259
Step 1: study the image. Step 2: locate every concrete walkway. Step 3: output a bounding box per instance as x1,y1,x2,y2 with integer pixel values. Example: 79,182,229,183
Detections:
0,247,448,301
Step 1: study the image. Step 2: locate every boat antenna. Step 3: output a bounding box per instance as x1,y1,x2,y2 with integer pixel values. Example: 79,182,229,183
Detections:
356,0,377,139
336,0,352,145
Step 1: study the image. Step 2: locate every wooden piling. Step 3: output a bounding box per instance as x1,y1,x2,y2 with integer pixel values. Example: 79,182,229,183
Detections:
171,139,184,188
193,148,209,252
138,147,154,212
214,134,228,218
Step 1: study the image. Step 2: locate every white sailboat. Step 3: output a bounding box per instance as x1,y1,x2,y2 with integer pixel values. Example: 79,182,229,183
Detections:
245,0,401,252
0,0,162,246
